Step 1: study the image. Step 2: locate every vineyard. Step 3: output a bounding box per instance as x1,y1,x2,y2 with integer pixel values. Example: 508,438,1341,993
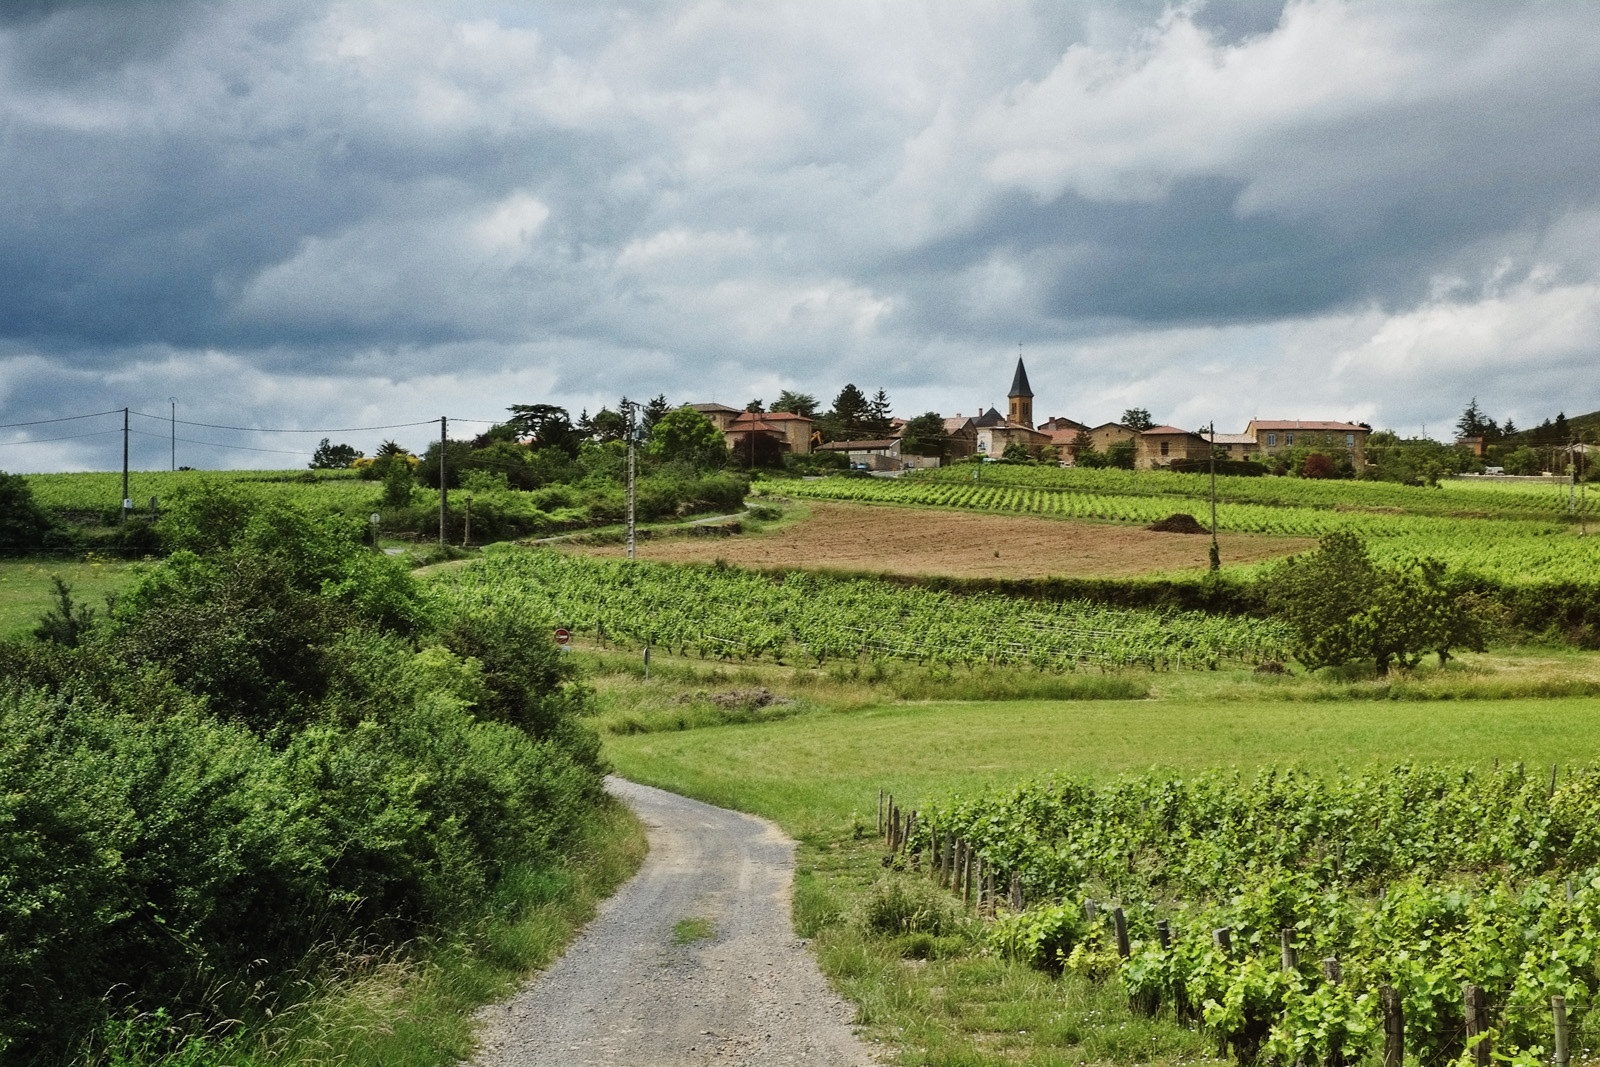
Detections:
888,765,1600,1066
770,475,1600,585
433,547,1293,670
911,464,1597,520
22,468,370,516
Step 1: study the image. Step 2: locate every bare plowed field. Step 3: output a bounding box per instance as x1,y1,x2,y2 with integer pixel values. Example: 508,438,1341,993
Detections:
573,501,1313,579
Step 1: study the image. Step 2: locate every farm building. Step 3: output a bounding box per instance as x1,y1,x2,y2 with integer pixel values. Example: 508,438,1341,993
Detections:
1246,419,1370,469
1137,426,1212,470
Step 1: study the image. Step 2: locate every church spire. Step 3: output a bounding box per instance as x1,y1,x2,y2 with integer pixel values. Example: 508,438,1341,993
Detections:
1008,356,1033,399
1007,356,1034,427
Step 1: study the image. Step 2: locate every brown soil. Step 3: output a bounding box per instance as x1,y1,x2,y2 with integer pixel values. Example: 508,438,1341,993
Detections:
572,501,1314,579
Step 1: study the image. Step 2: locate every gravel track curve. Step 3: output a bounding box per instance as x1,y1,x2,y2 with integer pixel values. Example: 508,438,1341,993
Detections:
468,777,879,1066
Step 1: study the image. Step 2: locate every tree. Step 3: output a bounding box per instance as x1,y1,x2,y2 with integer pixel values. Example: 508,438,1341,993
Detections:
1001,441,1032,462
1105,439,1137,469
1503,445,1542,475
0,471,55,553
771,390,819,418
1301,453,1338,479
745,399,765,413
1456,398,1497,441
587,407,628,444
821,384,872,442
900,412,949,458
507,404,581,457
1554,411,1571,442
1264,533,1485,676
1121,408,1155,432
647,407,728,468
1069,428,1099,467
640,394,671,441
866,388,893,437
310,438,362,469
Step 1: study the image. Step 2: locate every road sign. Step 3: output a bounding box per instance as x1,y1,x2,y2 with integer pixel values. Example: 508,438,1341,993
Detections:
553,627,571,646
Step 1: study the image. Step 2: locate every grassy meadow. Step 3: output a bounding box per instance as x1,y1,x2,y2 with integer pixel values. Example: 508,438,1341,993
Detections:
0,557,140,639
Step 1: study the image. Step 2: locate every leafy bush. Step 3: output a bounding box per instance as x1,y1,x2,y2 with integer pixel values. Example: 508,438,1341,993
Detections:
0,487,605,1063
989,902,1085,972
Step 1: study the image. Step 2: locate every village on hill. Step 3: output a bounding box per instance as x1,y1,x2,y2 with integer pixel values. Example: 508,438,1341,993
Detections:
693,356,1371,474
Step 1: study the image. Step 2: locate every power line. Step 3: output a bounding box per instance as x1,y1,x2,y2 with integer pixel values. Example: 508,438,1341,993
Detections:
0,409,124,429
128,410,441,434
0,429,121,448
128,428,311,457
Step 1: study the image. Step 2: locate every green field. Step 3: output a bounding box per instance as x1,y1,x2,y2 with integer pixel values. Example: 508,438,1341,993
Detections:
0,558,140,639
605,690,1600,840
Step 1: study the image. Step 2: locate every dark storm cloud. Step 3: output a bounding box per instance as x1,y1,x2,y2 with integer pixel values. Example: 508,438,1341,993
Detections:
3,1,1600,471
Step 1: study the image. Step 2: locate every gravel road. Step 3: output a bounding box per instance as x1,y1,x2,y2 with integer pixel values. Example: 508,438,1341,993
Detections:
468,777,879,1066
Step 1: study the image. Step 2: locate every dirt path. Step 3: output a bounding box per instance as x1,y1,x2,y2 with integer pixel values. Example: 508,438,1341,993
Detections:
468,778,877,1067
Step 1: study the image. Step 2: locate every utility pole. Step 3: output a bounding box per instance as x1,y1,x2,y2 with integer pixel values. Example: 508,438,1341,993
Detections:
625,400,638,559
1569,435,1577,518
169,398,176,471
439,416,448,548
1208,420,1220,571
121,407,131,524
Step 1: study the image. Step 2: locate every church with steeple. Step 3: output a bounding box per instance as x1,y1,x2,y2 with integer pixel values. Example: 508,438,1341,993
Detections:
971,356,1051,458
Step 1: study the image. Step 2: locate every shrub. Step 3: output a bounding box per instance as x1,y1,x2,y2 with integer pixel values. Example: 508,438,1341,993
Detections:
989,902,1087,972
857,875,964,937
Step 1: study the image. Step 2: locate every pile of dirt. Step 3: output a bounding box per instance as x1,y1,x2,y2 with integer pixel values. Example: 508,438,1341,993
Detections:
1147,513,1209,534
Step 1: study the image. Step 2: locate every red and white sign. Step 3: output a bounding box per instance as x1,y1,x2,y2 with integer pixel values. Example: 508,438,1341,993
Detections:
553,627,571,646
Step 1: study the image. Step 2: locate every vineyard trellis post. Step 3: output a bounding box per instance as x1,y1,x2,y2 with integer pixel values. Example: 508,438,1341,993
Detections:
1381,985,1404,1067
1464,983,1491,1067
1553,995,1570,1067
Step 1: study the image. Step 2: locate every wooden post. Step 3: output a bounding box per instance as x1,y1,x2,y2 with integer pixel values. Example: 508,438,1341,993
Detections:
1567,878,1576,903
1156,919,1171,949
1280,929,1298,971
1550,763,1559,798
1553,995,1570,1067
962,845,973,908
1009,871,1023,911
975,858,986,908
1464,984,1491,1067
943,835,954,889
1112,907,1131,958
1213,927,1232,954
1381,985,1404,1067
1322,957,1341,985
983,870,995,915
1084,899,1099,923
877,789,884,836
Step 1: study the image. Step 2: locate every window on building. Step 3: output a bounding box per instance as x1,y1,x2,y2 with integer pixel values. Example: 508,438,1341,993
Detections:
1346,433,1355,446
1160,441,1169,456
1268,433,1277,446
1286,433,1295,445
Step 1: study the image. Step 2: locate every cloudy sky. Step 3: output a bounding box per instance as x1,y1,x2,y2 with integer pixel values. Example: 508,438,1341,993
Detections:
3,0,1599,470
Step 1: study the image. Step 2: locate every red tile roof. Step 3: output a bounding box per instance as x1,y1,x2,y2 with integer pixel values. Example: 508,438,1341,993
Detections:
1248,420,1367,432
